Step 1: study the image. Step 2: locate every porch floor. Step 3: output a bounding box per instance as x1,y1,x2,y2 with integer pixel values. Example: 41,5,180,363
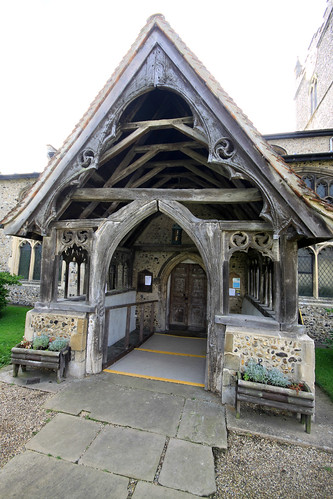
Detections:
104,333,207,386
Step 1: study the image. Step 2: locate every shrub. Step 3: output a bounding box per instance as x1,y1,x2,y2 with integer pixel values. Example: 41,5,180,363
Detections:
49,338,69,351
32,335,50,350
0,272,22,315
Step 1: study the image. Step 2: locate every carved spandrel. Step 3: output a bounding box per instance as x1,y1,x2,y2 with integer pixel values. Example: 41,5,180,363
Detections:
227,230,275,259
57,228,93,254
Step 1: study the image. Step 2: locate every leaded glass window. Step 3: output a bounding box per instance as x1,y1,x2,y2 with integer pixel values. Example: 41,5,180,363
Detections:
318,247,333,298
18,243,31,280
32,244,42,280
298,248,313,297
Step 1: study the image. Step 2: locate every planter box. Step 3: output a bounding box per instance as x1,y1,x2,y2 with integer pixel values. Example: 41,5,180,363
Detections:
236,373,315,433
11,345,71,383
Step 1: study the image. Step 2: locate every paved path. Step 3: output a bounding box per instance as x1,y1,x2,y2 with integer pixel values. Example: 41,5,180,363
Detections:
0,372,227,498
1,366,332,498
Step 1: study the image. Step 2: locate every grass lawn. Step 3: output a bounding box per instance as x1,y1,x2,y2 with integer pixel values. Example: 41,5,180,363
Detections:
315,347,333,402
0,305,31,368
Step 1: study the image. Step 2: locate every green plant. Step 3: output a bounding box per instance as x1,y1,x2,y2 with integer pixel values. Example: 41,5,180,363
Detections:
0,272,22,315
32,335,50,350
49,338,69,351
243,358,291,387
315,346,333,401
0,305,31,367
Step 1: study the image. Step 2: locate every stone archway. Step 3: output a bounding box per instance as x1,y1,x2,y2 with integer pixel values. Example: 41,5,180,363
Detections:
86,200,220,391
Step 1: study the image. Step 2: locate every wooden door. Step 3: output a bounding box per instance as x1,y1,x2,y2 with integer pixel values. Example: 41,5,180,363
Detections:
169,263,207,330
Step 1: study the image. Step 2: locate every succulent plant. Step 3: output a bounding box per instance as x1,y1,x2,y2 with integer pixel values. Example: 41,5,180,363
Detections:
243,358,290,387
32,335,50,350
48,338,69,352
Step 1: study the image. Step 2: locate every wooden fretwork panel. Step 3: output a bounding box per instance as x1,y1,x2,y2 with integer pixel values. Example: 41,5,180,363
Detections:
169,263,207,330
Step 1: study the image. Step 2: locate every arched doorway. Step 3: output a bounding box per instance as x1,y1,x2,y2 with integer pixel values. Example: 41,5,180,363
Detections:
168,262,207,333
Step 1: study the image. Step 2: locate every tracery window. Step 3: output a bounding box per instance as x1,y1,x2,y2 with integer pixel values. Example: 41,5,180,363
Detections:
298,244,333,299
318,247,333,298
298,247,313,297
302,175,333,204
17,241,42,280
107,249,132,292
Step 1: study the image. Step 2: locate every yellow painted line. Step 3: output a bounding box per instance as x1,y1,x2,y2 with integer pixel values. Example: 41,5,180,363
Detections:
155,333,206,340
135,348,205,358
103,369,205,387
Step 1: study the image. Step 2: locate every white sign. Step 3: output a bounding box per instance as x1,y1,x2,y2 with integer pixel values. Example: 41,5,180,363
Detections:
145,275,152,286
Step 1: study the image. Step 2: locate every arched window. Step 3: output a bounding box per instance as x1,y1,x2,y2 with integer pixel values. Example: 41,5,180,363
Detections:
303,175,315,190
298,248,313,297
17,240,42,281
310,76,318,115
318,247,333,298
302,175,333,204
32,243,42,280
316,180,328,198
18,242,32,280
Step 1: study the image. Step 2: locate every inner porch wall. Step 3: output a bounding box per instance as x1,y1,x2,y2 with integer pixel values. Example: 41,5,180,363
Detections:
229,252,248,313
221,326,315,405
24,310,88,378
131,213,198,330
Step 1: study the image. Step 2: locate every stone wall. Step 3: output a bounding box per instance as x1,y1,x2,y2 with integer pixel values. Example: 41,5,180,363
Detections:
0,174,41,306
295,3,333,130
8,283,40,306
299,301,333,344
266,135,332,155
0,176,36,272
25,310,88,378
222,326,315,404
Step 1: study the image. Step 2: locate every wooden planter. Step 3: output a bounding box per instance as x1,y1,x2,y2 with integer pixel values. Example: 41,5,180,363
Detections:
11,345,71,383
236,373,315,433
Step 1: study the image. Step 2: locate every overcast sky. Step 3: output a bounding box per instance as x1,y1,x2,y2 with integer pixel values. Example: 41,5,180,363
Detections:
0,0,328,174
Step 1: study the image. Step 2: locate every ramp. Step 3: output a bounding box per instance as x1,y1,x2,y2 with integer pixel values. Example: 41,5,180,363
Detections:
105,333,206,386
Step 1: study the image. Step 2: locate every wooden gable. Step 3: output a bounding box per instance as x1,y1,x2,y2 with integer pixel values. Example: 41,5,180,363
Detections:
2,14,333,243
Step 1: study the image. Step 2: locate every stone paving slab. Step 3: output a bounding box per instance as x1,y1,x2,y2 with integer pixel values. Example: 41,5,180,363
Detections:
45,377,185,436
177,398,227,449
158,438,216,497
132,481,200,498
0,451,129,499
43,376,113,414
81,425,166,481
26,413,101,462
102,371,219,402
88,385,185,435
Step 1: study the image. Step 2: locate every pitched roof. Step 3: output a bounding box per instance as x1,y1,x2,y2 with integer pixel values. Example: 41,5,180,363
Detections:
2,14,333,236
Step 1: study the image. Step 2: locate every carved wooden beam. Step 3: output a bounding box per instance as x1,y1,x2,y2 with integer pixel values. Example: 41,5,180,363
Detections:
172,123,207,146
100,126,150,165
121,117,193,130
135,142,203,153
72,187,262,204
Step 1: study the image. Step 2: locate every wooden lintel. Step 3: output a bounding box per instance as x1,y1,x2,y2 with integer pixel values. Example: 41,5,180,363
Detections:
72,187,262,204
135,142,203,153
122,117,193,130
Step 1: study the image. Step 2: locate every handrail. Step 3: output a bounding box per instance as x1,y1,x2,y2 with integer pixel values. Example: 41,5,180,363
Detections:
105,299,158,311
105,300,158,348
